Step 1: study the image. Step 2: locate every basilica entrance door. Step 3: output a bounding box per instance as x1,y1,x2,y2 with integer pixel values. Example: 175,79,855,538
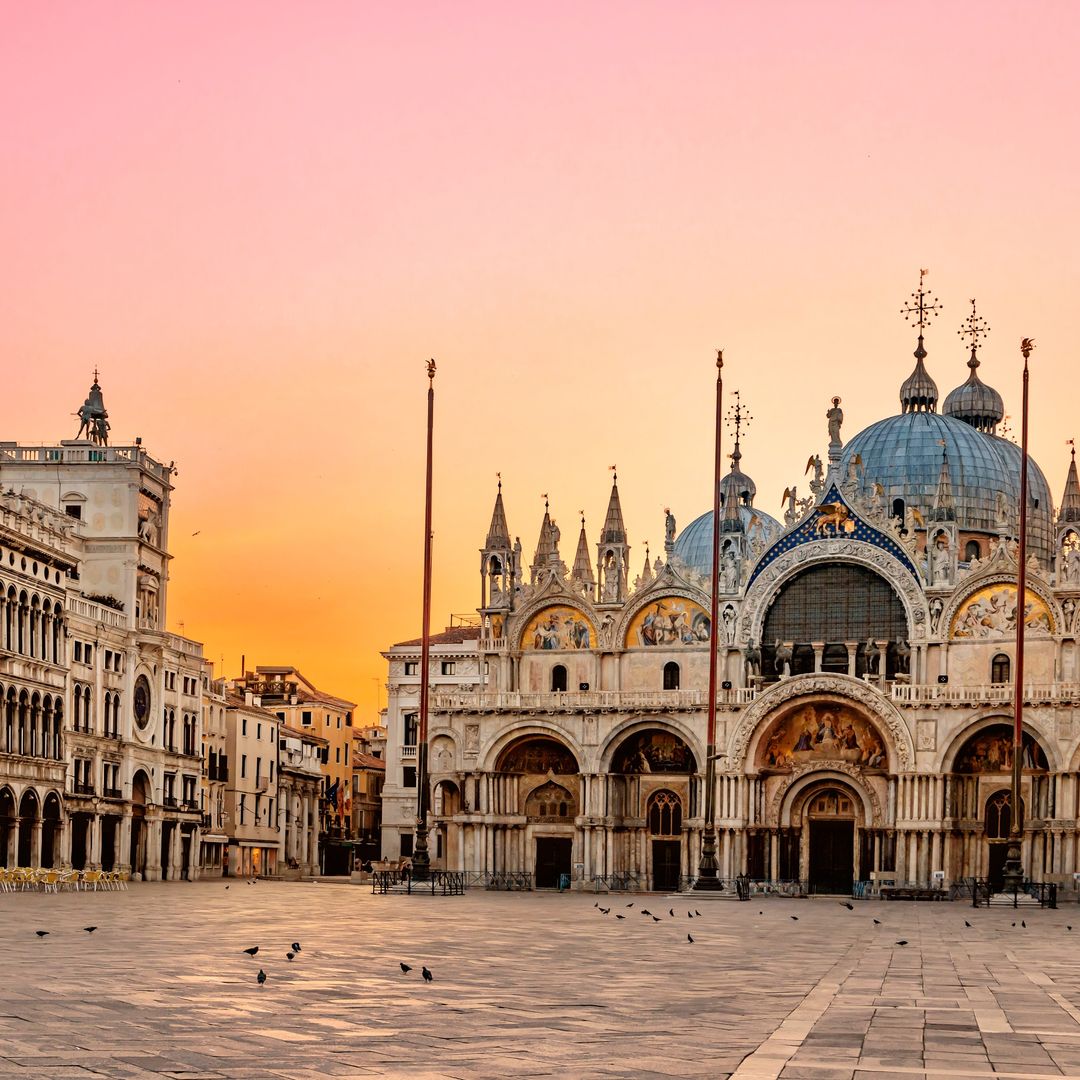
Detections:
534,837,572,888
652,840,681,892
807,788,856,895
987,843,1009,893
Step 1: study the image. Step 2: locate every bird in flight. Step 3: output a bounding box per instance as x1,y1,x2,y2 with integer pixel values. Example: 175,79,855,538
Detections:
243,946,259,957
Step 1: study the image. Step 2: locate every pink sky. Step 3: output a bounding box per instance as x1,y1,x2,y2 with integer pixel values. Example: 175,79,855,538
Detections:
2,2,1078,716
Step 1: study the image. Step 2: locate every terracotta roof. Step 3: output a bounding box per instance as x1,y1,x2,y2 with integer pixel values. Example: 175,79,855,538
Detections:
353,751,385,770
393,626,480,647
290,686,356,710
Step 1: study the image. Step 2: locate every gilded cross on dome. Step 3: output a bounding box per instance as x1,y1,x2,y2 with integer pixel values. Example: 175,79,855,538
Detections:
725,390,751,463
900,268,943,331
958,298,990,353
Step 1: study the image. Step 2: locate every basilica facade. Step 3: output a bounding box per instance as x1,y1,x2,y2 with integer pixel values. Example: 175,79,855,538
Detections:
381,310,1080,894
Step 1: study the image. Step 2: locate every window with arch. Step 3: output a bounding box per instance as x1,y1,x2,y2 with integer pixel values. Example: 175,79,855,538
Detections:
991,653,1011,684
663,661,680,690
551,664,568,692
965,539,981,561
647,789,683,835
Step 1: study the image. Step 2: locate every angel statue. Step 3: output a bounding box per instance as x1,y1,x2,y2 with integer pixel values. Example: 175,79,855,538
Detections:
781,486,799,526
805,454,824,497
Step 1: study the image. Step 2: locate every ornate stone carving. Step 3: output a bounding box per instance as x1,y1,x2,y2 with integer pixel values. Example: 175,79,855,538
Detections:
767,759,883,828
743,540,927,644
916,720,936,752
727,673,914,770
464,724,480,755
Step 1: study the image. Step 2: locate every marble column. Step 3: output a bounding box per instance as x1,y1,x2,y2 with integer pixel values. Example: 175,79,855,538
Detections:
145,816,162,881
88,815,101,870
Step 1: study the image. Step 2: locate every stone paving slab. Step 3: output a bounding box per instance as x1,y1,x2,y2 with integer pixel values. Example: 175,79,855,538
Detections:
5,883,1080,1077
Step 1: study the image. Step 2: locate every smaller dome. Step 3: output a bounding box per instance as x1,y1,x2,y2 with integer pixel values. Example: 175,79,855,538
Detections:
942,351,1004,433
719,441,756,506
900,336,938,413
673,505,784,577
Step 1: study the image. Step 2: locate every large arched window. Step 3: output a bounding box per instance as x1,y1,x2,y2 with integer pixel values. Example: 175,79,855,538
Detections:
991,653,1011,684
647,790,683,835
551,664,568,692
663,661,680,690
985,790,1023,838
762,564,908,678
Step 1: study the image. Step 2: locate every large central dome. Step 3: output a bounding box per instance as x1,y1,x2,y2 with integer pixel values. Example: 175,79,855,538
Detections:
840,411,1053,564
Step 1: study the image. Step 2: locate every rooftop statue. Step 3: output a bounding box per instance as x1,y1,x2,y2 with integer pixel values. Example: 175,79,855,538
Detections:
74,374,110,446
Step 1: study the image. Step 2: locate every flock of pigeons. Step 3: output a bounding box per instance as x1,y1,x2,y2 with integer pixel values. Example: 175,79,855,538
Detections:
595,899,706,942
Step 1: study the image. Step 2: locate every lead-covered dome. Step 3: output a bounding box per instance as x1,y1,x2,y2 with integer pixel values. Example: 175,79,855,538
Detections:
942,352,1004,433
674,505,784,576
841,411,1053,564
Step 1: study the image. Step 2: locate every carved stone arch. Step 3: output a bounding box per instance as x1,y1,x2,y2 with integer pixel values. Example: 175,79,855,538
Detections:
480,722,585,774
727,672,914,771
508,590,600,651
771,765,883,829
505,583,600,648
943,573,1058,639
615,585,711,649
599,714,703,775
428,729,457,775
741,541,926,646
939,709,1058,773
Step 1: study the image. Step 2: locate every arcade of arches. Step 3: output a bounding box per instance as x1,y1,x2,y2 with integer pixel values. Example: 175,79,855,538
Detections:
422,702,1079,893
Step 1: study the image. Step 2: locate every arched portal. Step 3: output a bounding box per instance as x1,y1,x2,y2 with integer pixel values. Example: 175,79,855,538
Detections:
495,736,580,889
130,771,150,879
647,789,684,892
18,789,39,866
0,787,15,867
433,780,461,869
787,778,865,895
947,724,1047,889
41,791,62,869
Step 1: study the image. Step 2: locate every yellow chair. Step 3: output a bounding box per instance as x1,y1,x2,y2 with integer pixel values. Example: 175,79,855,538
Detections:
81,869,102,891
40,869,60,894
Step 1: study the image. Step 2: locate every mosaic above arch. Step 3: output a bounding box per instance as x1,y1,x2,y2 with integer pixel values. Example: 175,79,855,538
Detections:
950,584,1053,639
953,725,1049,773
624,596,711,648
612,729,697,774
757,702,889,773
520,605,596,650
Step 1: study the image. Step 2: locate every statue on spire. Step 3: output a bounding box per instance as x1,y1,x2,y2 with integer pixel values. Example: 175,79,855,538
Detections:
74,372,110,446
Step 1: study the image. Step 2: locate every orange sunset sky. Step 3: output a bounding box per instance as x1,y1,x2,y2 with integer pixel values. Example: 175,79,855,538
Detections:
2,3,1078,720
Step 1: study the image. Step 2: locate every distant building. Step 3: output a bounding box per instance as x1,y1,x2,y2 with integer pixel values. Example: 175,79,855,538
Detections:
234,666,357,873
278,723,325,877
199,678,230,876
351,723,386,864
380,626,482,863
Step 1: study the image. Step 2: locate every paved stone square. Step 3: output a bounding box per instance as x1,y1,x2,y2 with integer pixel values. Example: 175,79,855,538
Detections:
5,883,1080,1079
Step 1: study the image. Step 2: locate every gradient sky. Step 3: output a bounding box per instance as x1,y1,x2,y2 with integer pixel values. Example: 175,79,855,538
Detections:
2,2,1078,720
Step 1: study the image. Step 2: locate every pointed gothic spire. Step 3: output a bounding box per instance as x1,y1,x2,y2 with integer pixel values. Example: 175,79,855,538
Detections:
485,475,511,549
530,495,564,582
601,468,626,545
929,442,956,521
571,512,595,592
638,543,654,588
1060,442,1080,524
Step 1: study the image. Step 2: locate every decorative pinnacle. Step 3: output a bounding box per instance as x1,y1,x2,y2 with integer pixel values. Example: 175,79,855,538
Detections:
580,510,585,528
958,298,990,356
92,367,101,382
901,268,943,332
725,391,751,464
1021,337,1036,361
1070,438,1076,461
542,492,549,511
716,348,724,371
427,358,436,380
610,463,617,483
496,471,502,493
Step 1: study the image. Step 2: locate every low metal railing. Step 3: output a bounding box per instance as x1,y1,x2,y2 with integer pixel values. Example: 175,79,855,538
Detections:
677,874,751,899
371,869,465,896
591,872,643,893
969,877,1057,909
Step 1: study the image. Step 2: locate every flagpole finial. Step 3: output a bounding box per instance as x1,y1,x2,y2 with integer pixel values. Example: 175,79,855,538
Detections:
1020,338,1035,361
427,358,437,380
716,349,724,370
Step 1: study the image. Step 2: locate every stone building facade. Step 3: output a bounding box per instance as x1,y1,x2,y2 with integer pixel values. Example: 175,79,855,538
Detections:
382,309,1080,893
0,378,206,879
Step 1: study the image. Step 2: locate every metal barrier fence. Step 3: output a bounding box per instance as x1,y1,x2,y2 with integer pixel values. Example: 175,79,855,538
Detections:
591,872,643,893
371,869,465,895
463,870,533,891
969,877,1058,909
677,875,751,899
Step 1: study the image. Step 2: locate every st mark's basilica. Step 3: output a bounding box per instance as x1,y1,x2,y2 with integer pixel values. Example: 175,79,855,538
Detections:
381,289,1080,894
